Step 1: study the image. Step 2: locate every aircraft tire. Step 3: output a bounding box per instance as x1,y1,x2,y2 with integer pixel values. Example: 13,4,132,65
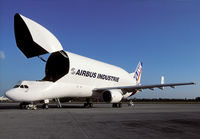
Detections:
89,103,93,108
112,103,122,108
84,103,88,108
112,103,117,108
84,103,93,108
19,102,28,109
118,103,122,108
42,104,49,109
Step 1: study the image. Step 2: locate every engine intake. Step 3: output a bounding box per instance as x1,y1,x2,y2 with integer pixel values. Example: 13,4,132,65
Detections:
102,90,123,103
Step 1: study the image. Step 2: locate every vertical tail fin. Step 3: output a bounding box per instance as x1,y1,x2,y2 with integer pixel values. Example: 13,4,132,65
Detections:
131,61,143,84
128,62,143,97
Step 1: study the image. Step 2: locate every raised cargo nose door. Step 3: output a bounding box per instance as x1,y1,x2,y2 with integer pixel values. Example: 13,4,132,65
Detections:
14,13,63,58
14,13,70,82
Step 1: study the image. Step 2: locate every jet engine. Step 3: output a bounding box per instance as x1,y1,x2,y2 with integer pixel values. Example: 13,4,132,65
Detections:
102,90,123,103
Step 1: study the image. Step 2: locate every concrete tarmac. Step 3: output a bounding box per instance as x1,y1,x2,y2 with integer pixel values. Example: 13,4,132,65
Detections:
0,103,200,139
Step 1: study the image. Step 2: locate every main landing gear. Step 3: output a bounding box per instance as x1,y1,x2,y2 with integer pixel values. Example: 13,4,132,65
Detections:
19,102,37,110
42,98,62,109
112,103,122,108
84,98,93,108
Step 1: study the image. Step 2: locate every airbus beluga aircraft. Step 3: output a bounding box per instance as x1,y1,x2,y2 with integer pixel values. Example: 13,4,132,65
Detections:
5,13,195,109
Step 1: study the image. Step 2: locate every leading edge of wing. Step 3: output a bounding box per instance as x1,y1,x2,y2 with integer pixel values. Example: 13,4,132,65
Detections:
93,82,195,92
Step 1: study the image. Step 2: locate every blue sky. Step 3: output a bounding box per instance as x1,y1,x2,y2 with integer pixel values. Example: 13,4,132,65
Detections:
0,0,199,98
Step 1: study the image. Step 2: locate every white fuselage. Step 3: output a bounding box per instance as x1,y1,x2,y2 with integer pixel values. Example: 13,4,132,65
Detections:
6,51,136,102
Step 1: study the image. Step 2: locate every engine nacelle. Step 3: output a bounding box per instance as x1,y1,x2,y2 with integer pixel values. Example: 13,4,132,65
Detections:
102,90,123,103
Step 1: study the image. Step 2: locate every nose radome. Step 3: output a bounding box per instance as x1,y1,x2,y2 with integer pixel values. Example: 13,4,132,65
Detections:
5,89,39,102
5,86,45,102
5,89,24,101
5,89,16,101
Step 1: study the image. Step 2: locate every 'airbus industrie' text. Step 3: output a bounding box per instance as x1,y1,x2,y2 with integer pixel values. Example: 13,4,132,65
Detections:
74,69,119,82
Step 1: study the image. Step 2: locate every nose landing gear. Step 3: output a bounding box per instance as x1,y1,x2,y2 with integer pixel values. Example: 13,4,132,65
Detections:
19,102,37,110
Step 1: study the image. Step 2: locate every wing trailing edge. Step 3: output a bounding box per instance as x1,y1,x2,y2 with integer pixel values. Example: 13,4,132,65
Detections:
94,82,195,92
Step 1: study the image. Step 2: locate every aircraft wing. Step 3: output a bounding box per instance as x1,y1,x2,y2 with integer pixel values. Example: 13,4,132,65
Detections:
94,82,195,92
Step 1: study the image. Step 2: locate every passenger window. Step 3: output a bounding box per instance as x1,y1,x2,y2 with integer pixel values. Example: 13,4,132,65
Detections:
24,85,28,88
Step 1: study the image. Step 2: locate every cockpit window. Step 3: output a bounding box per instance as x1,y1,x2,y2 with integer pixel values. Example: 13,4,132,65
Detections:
13,84,29,89
20,85,24,88
13,85,20,88
24,85,29,88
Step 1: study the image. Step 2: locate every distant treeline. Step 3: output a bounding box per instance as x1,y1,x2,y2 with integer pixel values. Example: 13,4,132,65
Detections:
127,97,200,102
58,97,200,102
